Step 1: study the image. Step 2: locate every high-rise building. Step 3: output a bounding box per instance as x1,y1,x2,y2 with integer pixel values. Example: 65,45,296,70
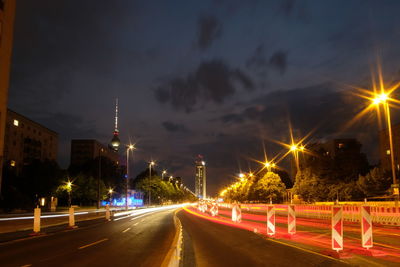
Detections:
70,139,120,167
195,155,206,199
109,98,121,152
0,0,16,192
3,109,58,174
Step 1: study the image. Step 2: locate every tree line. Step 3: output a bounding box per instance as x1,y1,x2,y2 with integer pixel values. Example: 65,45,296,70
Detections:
0,156,195,211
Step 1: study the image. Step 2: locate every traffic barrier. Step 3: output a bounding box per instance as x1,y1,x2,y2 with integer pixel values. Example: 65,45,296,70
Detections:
232,203,242,223
33,207,41,233
266,205,275,236
210,202,218,217
69,207,75,228
361,206,373,249
332,206,343,252
288,205,296,234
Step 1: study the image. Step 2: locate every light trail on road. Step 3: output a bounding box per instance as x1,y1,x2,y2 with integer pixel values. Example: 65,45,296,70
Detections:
184,205,400,265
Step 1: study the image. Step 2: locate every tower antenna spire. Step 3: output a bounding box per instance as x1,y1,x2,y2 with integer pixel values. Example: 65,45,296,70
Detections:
109,98,121,152
114,98,119,133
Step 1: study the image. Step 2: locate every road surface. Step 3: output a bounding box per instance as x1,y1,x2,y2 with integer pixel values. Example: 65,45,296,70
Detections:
0,208,177,267
177,209,347,267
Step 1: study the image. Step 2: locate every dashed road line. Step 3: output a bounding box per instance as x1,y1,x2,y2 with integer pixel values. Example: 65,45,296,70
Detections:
78,238,108,249
122,227,131,233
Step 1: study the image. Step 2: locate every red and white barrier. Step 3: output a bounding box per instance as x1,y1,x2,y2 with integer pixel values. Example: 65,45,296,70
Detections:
332,206,343,252
267,205,275,236
288,205,296,234
361,206,373,249
210,202,218,217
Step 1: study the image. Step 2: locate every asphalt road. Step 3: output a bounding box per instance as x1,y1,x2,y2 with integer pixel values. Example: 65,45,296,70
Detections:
177,209,348,267
0,208,177,267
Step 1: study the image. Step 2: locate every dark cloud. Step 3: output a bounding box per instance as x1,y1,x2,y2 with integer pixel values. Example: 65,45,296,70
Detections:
269,51,288,75
246,44,268,75
280,0,296,16
279,0,311,22
221,113,244,124
154,59,254,112
218,83,379,156
197,15,222,50
162,121,189,133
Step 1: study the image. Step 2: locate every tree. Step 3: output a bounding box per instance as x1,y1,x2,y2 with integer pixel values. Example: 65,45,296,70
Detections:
253,172,286,202
1,159,65,210
56,174,107,206
357,167,391,197
293,168,326,202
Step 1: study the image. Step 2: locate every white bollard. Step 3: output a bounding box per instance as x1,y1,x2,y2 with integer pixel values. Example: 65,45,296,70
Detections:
33,207,41,233
232,204,237,222
69,207,75,227
236,204,242,223
332,206,343,252
105,204,111,221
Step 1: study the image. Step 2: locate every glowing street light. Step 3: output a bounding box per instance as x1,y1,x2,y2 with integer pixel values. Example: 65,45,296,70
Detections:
65,180,73,207
162,170,167,180
149,161,155,178
371,92,399,201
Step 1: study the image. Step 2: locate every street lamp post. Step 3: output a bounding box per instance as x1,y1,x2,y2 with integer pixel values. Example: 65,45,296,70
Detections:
148,161,155,206
108,188,113,205
97,148,104,209
373,93,399,205
67,181,72,207
162,170,167,180
126,145,135,210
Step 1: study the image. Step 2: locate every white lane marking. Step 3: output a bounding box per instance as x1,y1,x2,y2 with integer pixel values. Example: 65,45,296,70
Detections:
122,227,131,233
78,238,108,249
130,212,155,221
133,222,139,226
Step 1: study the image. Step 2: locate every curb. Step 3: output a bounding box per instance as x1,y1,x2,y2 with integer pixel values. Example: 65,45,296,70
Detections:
161,210,183,267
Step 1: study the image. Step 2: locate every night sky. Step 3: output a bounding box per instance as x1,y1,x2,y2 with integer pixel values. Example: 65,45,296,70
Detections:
7,0,400,195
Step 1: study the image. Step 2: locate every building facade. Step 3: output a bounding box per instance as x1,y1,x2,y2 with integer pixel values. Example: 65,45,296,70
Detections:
379,124,400,173
195,155,206,199
3,109,58,173
0,0,16,192
297,138,368,181
70,139,120,167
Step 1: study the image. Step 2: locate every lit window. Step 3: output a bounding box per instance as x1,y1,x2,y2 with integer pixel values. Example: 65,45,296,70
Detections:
10,160,16,167
386,150,391,155
13,120,19,126
338,143,344,149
